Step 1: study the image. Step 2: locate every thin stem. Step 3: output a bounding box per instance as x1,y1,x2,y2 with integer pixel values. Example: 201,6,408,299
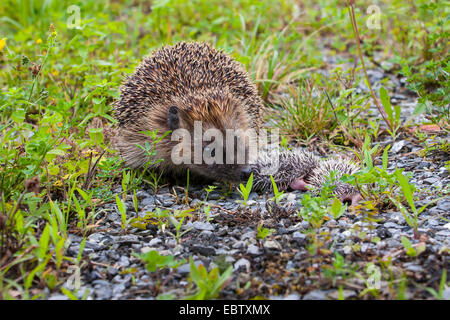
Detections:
28,36,55,102
347,1,392,131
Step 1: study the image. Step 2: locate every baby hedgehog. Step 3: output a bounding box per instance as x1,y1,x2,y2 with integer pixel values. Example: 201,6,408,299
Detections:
113,42,263,182
308,157,361,205
251,149,361,206
251,149,320,191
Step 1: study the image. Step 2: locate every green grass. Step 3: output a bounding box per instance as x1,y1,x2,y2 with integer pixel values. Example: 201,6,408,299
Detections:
0,0,448,299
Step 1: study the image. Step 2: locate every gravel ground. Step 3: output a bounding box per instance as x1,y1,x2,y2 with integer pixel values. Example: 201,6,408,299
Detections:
49,66,449,300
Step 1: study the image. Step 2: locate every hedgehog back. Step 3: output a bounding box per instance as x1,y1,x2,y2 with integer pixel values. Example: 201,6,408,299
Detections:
114,42,262,129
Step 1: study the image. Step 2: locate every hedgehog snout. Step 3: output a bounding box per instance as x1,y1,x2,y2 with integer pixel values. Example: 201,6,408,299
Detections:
240,166,252,181
289,177,309,191
341,193,361,206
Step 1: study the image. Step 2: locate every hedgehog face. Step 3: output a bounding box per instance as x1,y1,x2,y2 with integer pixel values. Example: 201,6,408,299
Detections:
167,98,256,182
304,158,362,206
333,183,361,206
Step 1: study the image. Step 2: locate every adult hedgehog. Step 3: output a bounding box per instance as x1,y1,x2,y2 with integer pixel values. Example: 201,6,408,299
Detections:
113,42,362,205
113,42,262,181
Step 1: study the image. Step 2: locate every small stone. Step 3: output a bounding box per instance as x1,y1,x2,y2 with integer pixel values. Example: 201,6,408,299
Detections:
377,227,392,239
436,230,450,237
247,244,260,255
191,245,216,256
117,235,140,244
384,222,400,228
264,240,282,250
140,197,155,207
234,258,251,273
84,241,102,251
87,233,104,242
193,221,215,231
443,287,450,300
178,260,202,274
437,200,450,212
327,290,356,300
118,256,130,268
286,260,296,270
112,283,126,296
208,192,221,200
216,248,228,255
424,177,438,185
48,294,70,300
108,267,118,277
95,286,112,299
225,256,235,263
232,241,246,249
286,193,296,202
404,263,423,273
248,192,258,200
149,238,162,246
241,231,256,240
140,246,156,254
270,292,301,300
342,230,352,238
391,140,406,153
303,290,328,300
338,220,350,228
292,231,307,243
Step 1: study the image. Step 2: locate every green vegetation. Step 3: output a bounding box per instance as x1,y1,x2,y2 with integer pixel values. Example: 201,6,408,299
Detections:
186,258,233,300
135,250,185,272
236,172,253,207
0,0,448,300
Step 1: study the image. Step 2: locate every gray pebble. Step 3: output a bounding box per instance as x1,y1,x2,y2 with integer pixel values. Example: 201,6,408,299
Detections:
234,258,251,273
264,240,282,250
247,244,260,255
118,256,130,268
193,221,215,231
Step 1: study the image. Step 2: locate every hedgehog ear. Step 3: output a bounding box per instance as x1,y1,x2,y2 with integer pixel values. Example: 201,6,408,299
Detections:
167,106,179,130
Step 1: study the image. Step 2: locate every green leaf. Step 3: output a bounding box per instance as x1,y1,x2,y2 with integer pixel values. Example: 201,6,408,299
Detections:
210,265,233,297
380,87,393,121
270,175,279,195
382,145,390,171
412,102,427,116
115,194,126,216
25,258,49,290
137,250,185,272
395,170,417,214
38,224,51,259
77,238,86,264
401,236,412,249
61,287,78,300
439,269,447,299
394,105,401,124
189,257,202,284
331,197,345,219
55,237,65,269
416,242,426,256
389,196,414,226
245,173,253,194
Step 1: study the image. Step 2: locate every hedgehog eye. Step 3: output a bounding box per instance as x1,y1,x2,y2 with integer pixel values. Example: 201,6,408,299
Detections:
168,106,179,130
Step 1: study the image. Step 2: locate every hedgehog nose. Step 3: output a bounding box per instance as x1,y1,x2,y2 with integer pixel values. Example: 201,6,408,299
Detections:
240,167,252,181
342,193,362,206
